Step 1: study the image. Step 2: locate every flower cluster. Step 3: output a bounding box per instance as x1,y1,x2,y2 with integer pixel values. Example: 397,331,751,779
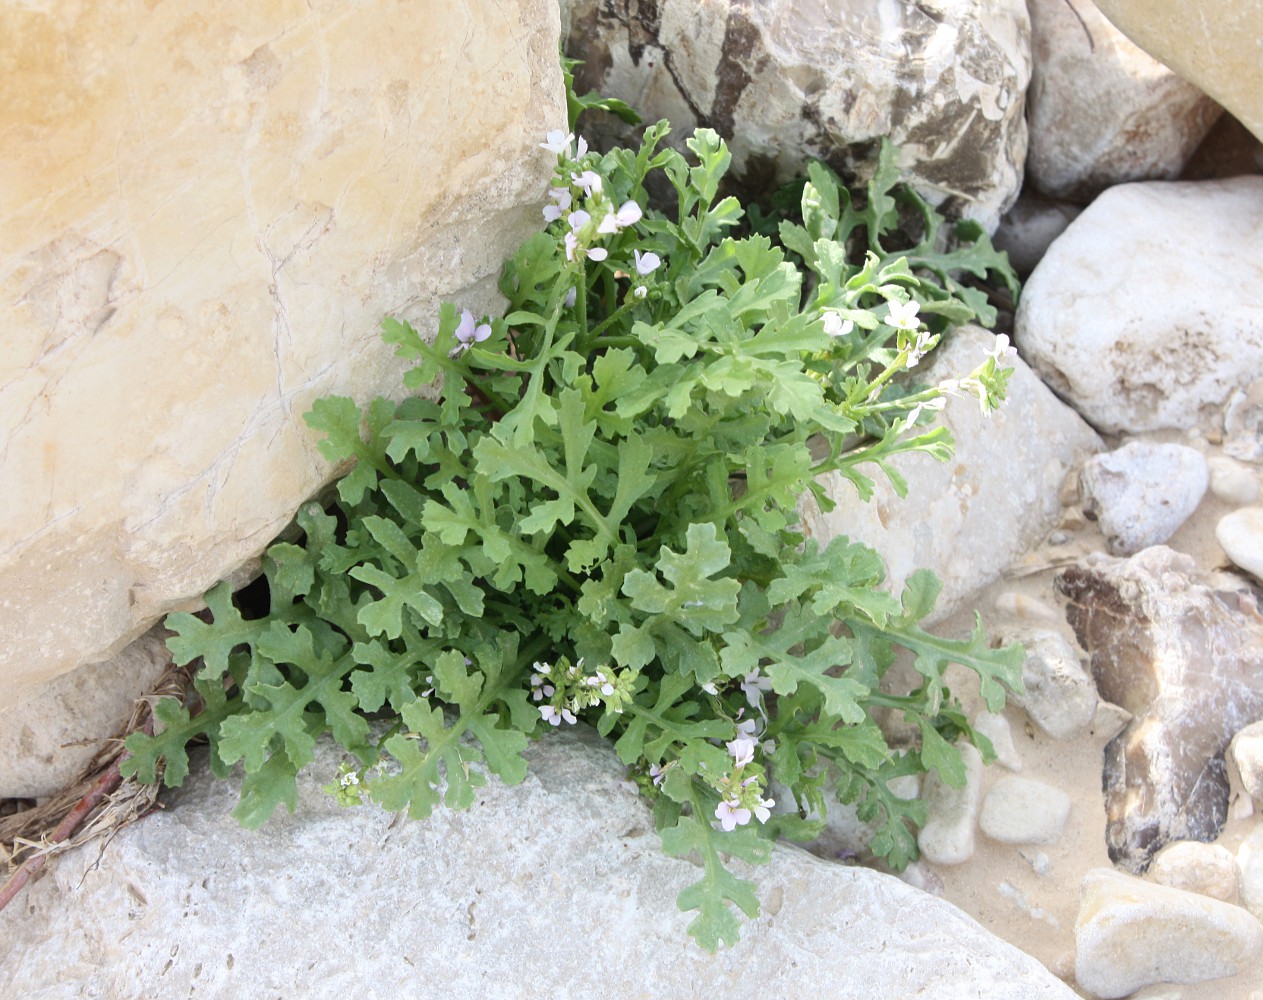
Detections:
530,655,636,727
539,129,661,300
712,733,775,832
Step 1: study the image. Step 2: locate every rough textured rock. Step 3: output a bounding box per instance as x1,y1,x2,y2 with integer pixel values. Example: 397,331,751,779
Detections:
1217,508,1263,583
1075,867,1263,999
918,743,984,866
1016,177,1263,434
562,0,1031,231
979,776,1071,845
1230,721,1263,801
1056,547,1263,872
1025,0,1221,202
804,326,1101,624
1090,0,1263,144
1224,378,1263,462
0,731,1080,1000
1079,441,1209,555
0,626,171,799
994,626,1099,742
1150,841,1240,902
0,2,565,705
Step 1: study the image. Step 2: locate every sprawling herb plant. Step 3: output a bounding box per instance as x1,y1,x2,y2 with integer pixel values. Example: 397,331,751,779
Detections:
123,94,1024,949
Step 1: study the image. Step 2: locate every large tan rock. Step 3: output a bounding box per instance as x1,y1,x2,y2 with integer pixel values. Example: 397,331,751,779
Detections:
0,3,564,704
1091,0,1263,144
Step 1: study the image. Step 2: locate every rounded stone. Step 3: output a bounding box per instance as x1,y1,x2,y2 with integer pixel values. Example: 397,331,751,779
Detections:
918,743,984,865
1230,721,1263,801
1150,841,1239,901
1239,823,1263,921
979,776,1071,845
1217,508,1263,582
1208,455,1261,505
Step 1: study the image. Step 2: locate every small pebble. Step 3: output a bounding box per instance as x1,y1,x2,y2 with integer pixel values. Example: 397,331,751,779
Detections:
917,744,983,865
1216,507,1263,583
1080,442,1209,555
973,711,1022,771
1230,721,1263,802
993,591,1060,623
1239,824,1263,922
979,776,1071,845
1075,868,1263,999
996,627,1098,741
1208,455,1261,505
1150,841,1239,902
1091,701,1133,742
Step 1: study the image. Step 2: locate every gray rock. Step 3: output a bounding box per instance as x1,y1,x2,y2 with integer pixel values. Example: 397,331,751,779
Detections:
805,326,1102,625
1056,547,1263,872
995,626,1099,742
1217,507,1263,582
562,0,1030,231
0,625,171,798
918,743,984,865
1080,441,1209,555
0,730,1079,1000
1025,0,1221,202
1017,177,1263,434
980,776,1071,845
1150,841,1239,902
1230,720,1263,801
992,192,1081,277
1075,867,1263,999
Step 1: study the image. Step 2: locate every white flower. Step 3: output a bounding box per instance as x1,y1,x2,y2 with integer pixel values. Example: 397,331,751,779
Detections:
735,717,758,738
539,704,577,726
571,169,602,197
586,247,608,262
530,671,556,703
886,298,921,332
753,796,775,824
822,311,854,337
649,763,667,788
740,669,773,708
542,186,572,223
340,770,360,788
563,286,577,309
633,285,648,300
726,736,756,768
634,249,661,276
904,329,935,369
716,798,752,832
701,681,719,695
568,210,591,231
540,129,574,155
987,334,1016,364
451,309,491,355
597,200,643,234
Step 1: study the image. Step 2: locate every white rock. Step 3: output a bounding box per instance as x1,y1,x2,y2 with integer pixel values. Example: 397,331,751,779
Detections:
1075,867,1263,999
1217,508,1263,582
1230,721,1263,801
1208,455,1261,505
1224,378,1263,462
1017,177,1263,435
1080,441,1208,555
1091,701,1134,743
564,0,1031,232
0,731,1080,999
1025,0,1221,202
1150,841,1240,902
1240,824,1263,921
0,626,171,798
974,711,1023,772
979,776,1071,845
996,627,1099,742
918,743,984,865
0,0,565,704
805,327,1102,624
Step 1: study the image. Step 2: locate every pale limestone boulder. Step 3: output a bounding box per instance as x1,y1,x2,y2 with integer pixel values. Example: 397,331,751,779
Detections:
0,730,1080,1000
993,626,1098,742
1075,867,1263,998
1017,177,1263,434
1150,841,1239,902
804,326,1101,624
1230,721,1263,802
562,0,1031,231
1026,0,1221,202
1091,0,1263,144
0,3,565,705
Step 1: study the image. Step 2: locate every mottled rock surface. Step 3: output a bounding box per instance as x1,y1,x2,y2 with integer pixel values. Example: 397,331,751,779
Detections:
562,0,1031,230
1150,841,1239,902
1075,867,1263,999
1026,0,1221,201
1056,547,1263,871
1080,441,1208,555
1017,177,1263,434
0,1,565,704
0,731,1079,1000
1224,379,1263,462
805,326,1101,624
995,626,1098,741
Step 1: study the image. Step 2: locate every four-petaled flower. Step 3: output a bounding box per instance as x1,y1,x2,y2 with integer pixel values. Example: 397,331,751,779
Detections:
886,298,921,332
740,669,773,708
451,310,491,355
540,130,573,155
539,704,577,726
726,736,756,767
634,249,661,276
542,186,573,223
649,763,667,788
716,798,752,832
904,329,935,369
822,311,854,337
571,169,602,197
598,200,643,234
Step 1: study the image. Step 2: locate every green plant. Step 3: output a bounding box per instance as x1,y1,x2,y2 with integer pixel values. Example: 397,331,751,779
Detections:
123,101,1023,950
